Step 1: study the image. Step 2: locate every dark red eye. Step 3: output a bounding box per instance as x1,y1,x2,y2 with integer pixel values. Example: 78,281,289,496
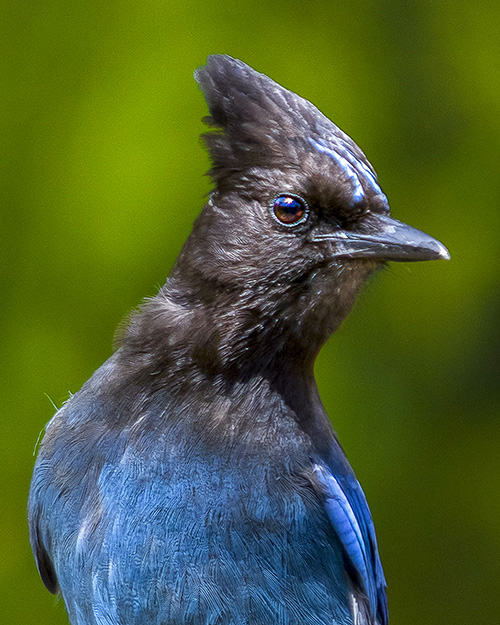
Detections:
271,194,309,227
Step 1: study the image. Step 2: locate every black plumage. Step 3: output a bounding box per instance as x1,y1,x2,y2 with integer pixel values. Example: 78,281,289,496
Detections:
29,55,448,625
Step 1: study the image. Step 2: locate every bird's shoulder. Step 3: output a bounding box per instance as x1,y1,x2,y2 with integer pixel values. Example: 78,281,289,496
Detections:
312,448,388,625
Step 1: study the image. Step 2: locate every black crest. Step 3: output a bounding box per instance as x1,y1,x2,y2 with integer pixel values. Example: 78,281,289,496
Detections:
194,55,370,185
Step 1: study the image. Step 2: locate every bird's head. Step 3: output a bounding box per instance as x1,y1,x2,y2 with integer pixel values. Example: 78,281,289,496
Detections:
127,56,448,375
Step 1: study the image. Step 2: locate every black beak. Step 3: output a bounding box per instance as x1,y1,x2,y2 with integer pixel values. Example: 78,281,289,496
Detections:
311,214,450,262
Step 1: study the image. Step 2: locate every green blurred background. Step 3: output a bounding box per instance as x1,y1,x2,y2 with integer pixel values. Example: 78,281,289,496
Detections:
2,1,499,623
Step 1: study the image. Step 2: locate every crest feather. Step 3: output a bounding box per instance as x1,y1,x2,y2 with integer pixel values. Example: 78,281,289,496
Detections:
194,55,372,189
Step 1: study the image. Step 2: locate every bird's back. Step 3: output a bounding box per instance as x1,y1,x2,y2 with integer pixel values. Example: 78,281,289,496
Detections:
29,352,353,625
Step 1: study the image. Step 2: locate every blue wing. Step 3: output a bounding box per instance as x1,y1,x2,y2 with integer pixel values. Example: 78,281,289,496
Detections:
313,464,388,625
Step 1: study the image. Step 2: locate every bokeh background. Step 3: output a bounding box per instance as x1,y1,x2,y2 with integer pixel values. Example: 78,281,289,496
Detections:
2,1,499,623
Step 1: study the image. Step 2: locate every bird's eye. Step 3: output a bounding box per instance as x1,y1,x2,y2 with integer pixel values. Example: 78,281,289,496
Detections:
271,194,309,227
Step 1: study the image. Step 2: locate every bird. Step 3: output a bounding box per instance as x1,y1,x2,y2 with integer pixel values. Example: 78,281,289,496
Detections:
29,55,449,625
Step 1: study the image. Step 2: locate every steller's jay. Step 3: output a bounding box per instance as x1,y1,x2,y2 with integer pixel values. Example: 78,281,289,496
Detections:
29,55,449,625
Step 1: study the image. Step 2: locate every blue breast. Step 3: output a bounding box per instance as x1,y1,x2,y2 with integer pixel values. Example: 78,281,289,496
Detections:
31,398,356,625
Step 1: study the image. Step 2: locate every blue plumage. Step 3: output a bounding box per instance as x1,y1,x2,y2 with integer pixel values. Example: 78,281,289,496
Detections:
314,466,388,625
29,55,448,625
31,357,356,624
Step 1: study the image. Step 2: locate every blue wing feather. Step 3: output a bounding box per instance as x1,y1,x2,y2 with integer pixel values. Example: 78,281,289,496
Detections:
314,464,388,625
